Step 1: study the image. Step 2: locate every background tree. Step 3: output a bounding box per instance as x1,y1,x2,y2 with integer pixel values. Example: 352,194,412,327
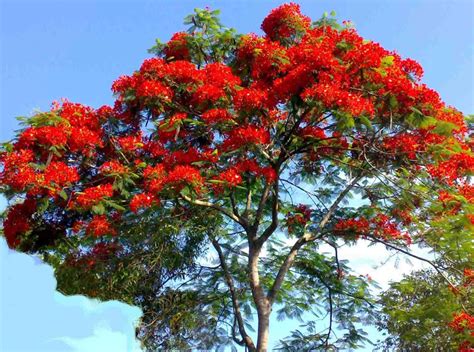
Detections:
1,3,472,351
377,182,473,351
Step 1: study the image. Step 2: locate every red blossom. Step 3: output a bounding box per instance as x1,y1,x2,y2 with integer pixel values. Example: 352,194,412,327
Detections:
69,127,103,153
136,79,173,101
201,109,234,124
334,217,370,235
233,88,268,111
0,149,36,191
60,101,100,130
449,311,474,334
221,125,270,151
73,184,114,209
129,193,158,213
428,153,474,184
192,84,226,106
216,168,243,187
464,269,474,287
143,164,167,180
261,3,311,41
43,161,79,192
299,126,327,140
164,32,191,60
99,161,128,175
3,198,37,248
117,134,143,152
286,204,312,233
86,215,116,237
166,165,204,191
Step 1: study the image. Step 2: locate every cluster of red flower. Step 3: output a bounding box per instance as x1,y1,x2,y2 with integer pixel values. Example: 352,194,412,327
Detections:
334,214,411,244
73,184,114,210
449,311,474,351
86,215,117,237
286,204,312,233
2,198,36,248
0,3,471,250
129,193,158,213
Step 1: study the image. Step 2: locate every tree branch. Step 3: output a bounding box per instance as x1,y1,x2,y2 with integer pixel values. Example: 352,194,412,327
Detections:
256,180,279,246
181,194,248,228
211,239,256,351
267,175,363,304
366,236,458,289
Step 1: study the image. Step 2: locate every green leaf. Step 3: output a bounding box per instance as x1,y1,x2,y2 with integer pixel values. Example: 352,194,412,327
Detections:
381,55,395,67
105,200,126,212
432,120,458,136
37,198,50,213
359,116,373,130
389,95,398,109
92,203,105,215
58,190,68,200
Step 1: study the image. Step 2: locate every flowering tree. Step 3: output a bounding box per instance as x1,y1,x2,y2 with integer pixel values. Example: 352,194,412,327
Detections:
1,4,472,351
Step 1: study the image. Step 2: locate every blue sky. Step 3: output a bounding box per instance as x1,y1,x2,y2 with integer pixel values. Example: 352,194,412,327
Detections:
0,0,472,351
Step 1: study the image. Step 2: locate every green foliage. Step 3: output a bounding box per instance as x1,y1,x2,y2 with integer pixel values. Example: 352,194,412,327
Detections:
377,269,473,351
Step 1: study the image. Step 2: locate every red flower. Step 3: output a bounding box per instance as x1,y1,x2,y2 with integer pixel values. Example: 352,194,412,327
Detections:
261,3,311,41
143,164,167,180
19,125,70,147
3,198,37,248
112,74,139,95
233,88,268,111
201,109,234,124
0,149,37,191
164,32,191,60
216,168,243,187
449,311,474,333
99,160,128,175
43,161,79,194
60,101,100,130
286,204,312,233
166,165,204,191
192,84,226,106
221,125,270,151
334,217,370,235
299,126,327,140
69,127,103,152
464,269,474,287
129,193,158,213
117,134,143,152
86,215,116,237
136,79,173,101
74,184,114,209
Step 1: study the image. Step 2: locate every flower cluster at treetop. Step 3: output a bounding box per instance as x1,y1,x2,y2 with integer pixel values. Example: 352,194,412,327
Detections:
0,3,472,264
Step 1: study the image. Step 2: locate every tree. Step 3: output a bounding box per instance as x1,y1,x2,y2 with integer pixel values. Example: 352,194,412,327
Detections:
1,3,472,351
378,269,473,351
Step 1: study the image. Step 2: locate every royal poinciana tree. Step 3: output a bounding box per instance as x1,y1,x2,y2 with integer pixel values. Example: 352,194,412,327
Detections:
1,4,473,351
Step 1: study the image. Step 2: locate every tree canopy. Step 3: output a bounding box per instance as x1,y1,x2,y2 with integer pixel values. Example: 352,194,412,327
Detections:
1,3,472,351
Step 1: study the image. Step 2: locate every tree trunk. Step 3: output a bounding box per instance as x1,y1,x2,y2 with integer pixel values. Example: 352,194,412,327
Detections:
256,306,271,352
248,239,272,352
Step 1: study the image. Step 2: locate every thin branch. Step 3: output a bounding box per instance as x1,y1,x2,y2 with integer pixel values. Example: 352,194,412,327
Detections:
324,284,334,348
181,194,248,228
267,174,362,304
229,191,240,218
256,180,280,246
212,238,256,351
281,178,329,212
366,236,458,289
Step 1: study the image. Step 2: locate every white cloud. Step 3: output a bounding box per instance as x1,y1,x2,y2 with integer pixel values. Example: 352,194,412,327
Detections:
0,239,143,352
56,323,142,352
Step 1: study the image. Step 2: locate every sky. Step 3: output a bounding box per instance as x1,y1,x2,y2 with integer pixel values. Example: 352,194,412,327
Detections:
0,0,473,351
